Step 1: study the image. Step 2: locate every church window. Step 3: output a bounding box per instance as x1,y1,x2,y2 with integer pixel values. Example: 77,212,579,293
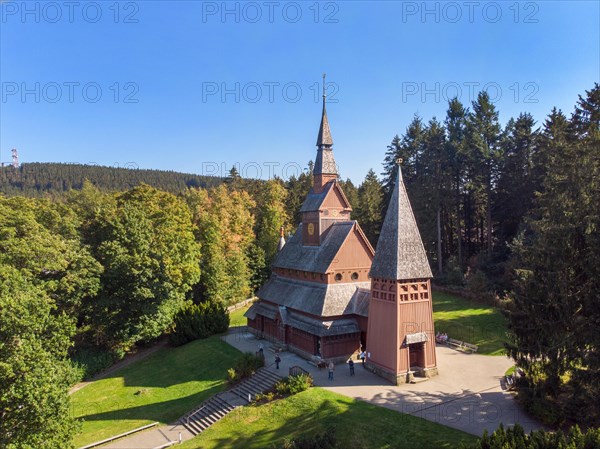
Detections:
351,272,359,280
320,274,325,281
312,272,316,279
335,273,342,281
389,285,394,292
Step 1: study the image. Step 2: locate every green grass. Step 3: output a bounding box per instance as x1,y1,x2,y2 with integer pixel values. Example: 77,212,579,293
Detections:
70,336,241,447
432,291,507,355
179,388,477,449
229,304,251,327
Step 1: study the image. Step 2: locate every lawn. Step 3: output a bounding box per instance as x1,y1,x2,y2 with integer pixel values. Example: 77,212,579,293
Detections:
229,304,251,327
70,336,241,447
432,290,507,355
179,388,477,449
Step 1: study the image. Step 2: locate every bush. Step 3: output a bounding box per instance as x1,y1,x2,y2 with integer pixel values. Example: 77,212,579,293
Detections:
274,373,313,396
70,347,116,380
460,423,600,449
227,352,264,385
170,301,230,346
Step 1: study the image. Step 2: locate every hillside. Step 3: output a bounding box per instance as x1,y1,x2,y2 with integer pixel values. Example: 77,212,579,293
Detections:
0,163,226,196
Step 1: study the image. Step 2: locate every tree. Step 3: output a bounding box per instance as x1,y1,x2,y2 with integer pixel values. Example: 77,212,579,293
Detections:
445,98,469,268
495,113,539,244
506,85,600,425
355,169,383,247
89,185,201,350
187,185,255,305
0,265,77,449
466,91,502,256
255,179,289,264
0,196,102,321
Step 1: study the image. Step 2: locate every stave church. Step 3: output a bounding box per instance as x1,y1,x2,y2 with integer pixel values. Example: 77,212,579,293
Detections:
245,85,438,384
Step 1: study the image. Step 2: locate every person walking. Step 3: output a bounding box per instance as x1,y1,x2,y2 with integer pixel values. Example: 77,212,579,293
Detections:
359,351,366,366
328,361,335,381
275,354,281,370
348,359,355,376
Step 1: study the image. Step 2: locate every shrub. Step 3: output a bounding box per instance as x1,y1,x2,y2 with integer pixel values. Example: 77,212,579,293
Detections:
227,352,264,385
170,301,230,346
70,347,116,380
460,423,600,449
274,373,313,396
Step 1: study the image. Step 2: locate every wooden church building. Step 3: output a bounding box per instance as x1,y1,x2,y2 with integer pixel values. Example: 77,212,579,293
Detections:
245,85,438,384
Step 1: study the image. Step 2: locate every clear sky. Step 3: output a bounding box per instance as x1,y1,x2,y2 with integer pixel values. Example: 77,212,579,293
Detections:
1,0,598,183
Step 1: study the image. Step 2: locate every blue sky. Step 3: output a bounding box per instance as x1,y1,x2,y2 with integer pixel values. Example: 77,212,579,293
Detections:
1,1,598,183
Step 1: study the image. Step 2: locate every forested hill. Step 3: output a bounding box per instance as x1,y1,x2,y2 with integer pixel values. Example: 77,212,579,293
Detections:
0,162,226,196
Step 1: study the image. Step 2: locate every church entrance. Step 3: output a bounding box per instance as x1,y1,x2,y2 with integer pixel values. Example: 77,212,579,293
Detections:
408,342,425,369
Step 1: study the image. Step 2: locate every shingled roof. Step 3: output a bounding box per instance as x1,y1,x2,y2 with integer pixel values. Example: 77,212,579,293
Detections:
245,302,360,336
272,222,355,272
316,96,333,147
370,166,433,280
256,273,370,317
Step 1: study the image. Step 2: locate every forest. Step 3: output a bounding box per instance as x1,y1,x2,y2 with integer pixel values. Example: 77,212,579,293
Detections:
0,84,598,448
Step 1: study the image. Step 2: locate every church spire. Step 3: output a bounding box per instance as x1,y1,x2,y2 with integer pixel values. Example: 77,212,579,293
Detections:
316,73,333,147
369,159,432,280
313,74,338,192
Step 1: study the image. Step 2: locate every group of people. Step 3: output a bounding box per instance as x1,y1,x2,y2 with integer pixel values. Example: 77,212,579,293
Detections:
257,341,367,381
435,332,449,344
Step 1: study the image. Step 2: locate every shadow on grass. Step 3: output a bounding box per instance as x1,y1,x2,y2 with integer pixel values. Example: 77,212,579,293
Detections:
73,385,224,424
188,391,484,449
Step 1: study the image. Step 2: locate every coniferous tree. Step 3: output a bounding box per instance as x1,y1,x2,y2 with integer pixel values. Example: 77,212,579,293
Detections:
355,169,384,247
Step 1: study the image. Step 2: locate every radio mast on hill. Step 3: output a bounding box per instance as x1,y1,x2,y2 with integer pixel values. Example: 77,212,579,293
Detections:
11,149,19,168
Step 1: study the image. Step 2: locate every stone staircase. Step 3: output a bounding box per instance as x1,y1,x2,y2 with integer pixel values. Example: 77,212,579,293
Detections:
231,367,282,403
180,367,281,436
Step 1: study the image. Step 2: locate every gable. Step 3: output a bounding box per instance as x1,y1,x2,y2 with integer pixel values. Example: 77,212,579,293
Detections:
326,223,374,271
322,182,352,210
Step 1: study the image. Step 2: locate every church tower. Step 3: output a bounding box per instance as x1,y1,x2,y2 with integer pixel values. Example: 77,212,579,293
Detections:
300,74,353,246
366,160,438,384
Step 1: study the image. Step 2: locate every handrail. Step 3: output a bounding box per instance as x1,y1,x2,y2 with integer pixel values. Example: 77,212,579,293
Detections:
186,404,206,425
78,422,159,449
289,365,310,377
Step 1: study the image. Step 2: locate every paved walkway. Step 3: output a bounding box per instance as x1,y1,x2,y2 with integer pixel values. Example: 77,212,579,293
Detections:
83,328,543,448
223,328,544,437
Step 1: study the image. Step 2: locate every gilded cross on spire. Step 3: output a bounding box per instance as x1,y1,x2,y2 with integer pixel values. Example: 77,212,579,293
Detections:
323,73,327,99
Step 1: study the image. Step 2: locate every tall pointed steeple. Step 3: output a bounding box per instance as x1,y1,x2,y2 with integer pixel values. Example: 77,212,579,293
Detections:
316,75,333,147
370,159,432,280
313,73,338,193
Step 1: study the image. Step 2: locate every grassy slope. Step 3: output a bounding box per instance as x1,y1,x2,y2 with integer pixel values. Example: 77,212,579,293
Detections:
432,290,507,355
179,388,477,449
228,304,251,327
71,336,240,447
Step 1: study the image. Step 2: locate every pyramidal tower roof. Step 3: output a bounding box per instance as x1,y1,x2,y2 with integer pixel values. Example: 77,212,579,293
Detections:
370,162,433,280
314,74,337,175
